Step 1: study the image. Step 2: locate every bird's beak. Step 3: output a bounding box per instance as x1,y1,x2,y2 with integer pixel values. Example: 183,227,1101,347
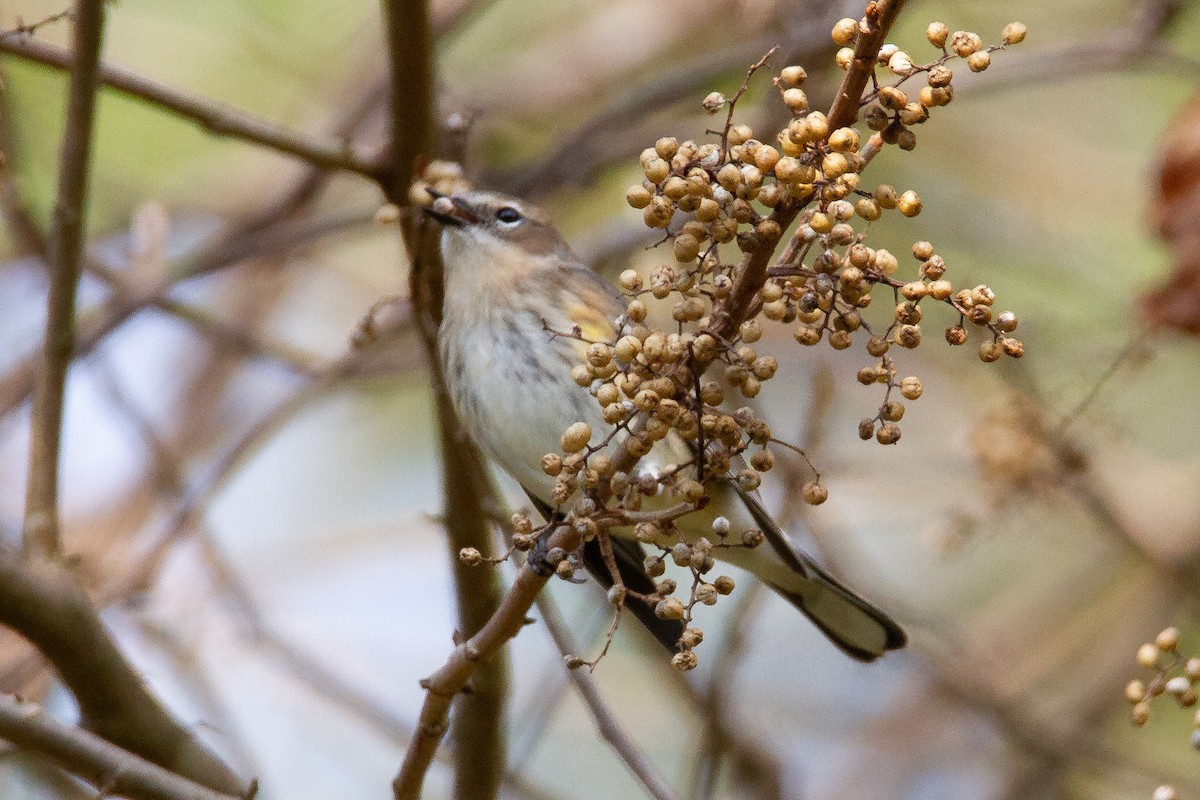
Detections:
423,188,478,227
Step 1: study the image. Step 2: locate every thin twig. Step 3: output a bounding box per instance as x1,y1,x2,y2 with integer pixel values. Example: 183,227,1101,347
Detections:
0,8,73,40
0,36,388,181
691,584,776,800
380,0,435,200
0,695,243,800
496,11,842,197
391,524,579,800
535,593,684,800
0,204,374,422
0,554,247,793
21,0,107,559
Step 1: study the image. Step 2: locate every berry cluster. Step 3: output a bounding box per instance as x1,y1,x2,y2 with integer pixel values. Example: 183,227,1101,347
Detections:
454,16,1029,669
1124,626,1200,800
622,20,1026,451
1126,626,1200,735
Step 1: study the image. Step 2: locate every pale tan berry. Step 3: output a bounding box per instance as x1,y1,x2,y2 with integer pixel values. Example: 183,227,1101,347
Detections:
805,111,830,140
783,87,809,113
672,651,699,671
887,50,914,75
1126,679,1148,703
618,269,642,293
644,157,670,184
928,279,953,300
926,21,949,48
875,248,899,275
541,453,563,476
779,65,807,86
749,449,775,472
702,92,726,114
900,103,929,126
803,482,828,505
967,51,991,72
898,190,923,217
625,185,652,210
673,233,702,262
739,319,763,343
855,198,881,221
1002,22,1027,45
828,127,860,152
876,422,901,445
873,184,898,209
742,528,765,547
879,86,908,111
561,422,592,453
831,17,858,45
949,30,983,57
654,136,679,160
1156,627,1181,651
927,64,953,88
656,597,686,620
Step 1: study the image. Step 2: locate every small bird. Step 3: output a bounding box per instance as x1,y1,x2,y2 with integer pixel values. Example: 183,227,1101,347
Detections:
427,189,906,661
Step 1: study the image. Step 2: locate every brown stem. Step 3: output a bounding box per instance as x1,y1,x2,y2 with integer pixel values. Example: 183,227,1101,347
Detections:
0,556,247,793
382,3,509,793
0,695,243,800
391,525,580,800
380,0,435,200
0,36,387,181
827,0,906,131
535,595,684,800
21,0,107,559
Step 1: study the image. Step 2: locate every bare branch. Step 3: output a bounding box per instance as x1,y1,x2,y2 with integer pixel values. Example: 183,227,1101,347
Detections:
0,695,243,800
0,36,388,181
391,524,580,800
380,0,435,199
0,555,247,793
535,594,684,800
21,0,107,559
826,0,905,131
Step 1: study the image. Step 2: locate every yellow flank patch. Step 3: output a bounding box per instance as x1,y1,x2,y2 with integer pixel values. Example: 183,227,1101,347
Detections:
567,291,617,351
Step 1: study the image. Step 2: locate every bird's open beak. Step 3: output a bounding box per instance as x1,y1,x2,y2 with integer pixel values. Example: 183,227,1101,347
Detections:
423,188,478,227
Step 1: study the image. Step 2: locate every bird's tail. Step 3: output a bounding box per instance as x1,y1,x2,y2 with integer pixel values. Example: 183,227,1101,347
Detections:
734,486,907,662
767,561,906,662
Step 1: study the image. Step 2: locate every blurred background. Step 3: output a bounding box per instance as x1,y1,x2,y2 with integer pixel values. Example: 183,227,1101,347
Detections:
0,0,1198,798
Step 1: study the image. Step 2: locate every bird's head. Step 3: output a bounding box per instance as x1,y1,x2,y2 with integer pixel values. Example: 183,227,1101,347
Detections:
424,190,574,281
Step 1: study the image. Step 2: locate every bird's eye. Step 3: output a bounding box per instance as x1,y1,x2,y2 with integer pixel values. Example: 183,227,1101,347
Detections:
496,207,522,224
